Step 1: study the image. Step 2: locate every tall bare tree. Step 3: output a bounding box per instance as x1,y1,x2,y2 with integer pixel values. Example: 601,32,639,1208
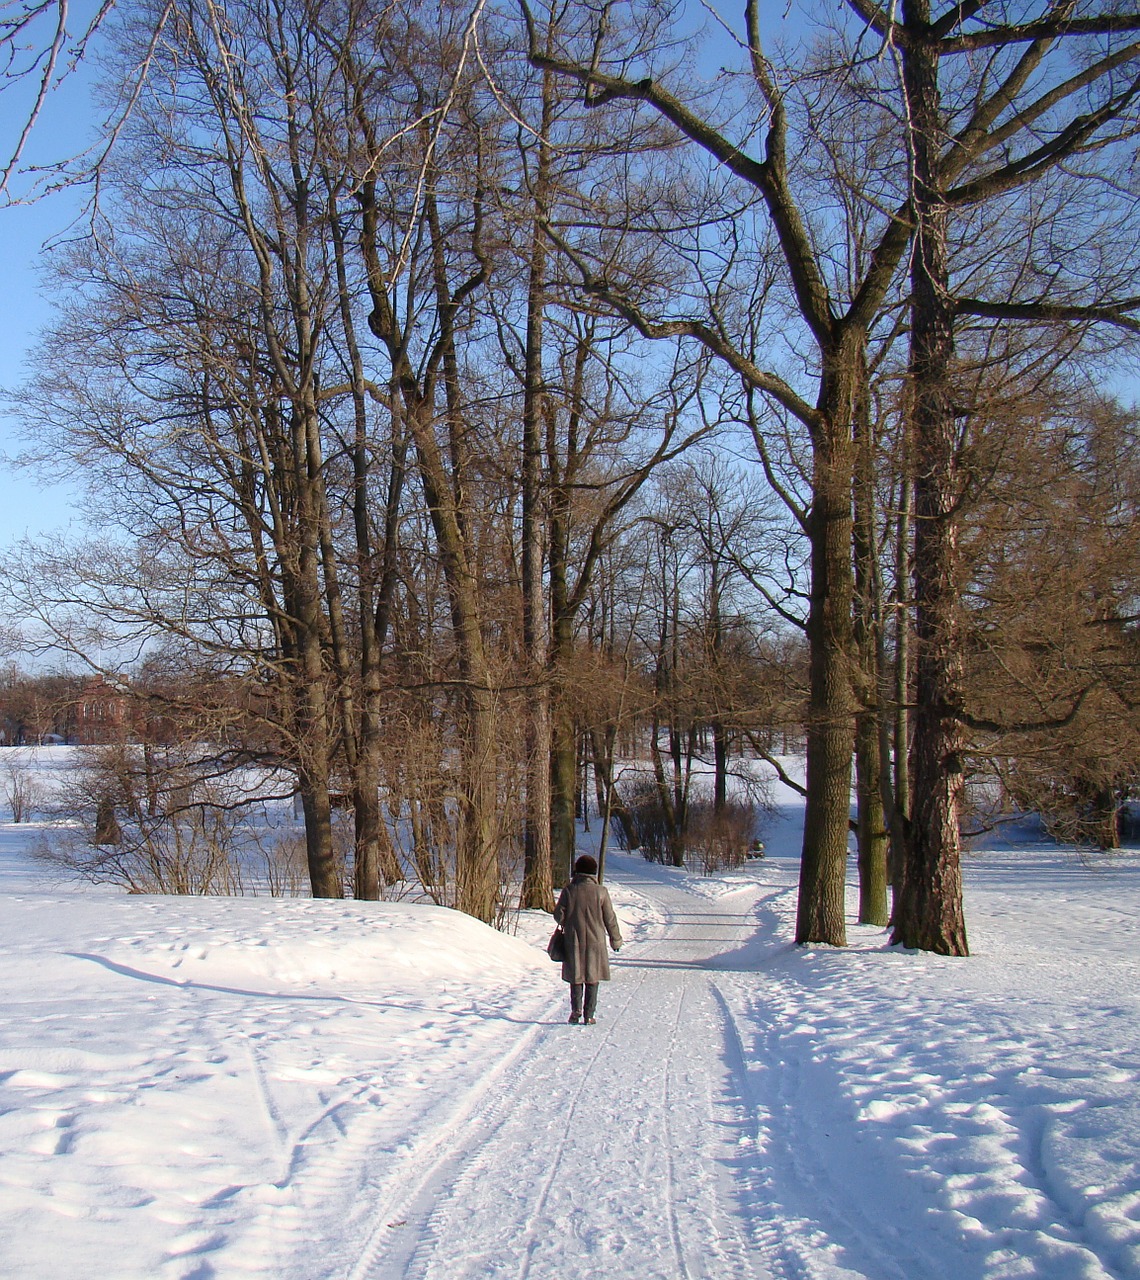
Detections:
518,0,915,943
870,0,1140,952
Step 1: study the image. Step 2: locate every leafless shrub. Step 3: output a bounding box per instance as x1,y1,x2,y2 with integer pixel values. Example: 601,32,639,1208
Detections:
38,774,248,895
255,831,315,898
34,743,307,895
622,776,766,874
683,795,763,875
2,751,44,823
622,777,672,863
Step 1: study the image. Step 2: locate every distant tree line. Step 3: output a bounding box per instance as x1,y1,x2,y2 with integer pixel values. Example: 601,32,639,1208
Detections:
2,0,1138,951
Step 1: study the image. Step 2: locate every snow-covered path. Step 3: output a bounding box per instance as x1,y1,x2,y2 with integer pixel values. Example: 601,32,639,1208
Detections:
335,867,775,1280
319,850,1140,1280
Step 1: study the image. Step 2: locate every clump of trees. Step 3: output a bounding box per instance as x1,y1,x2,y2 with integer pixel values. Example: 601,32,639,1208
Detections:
1,0,1137,950
961,394,1140,851
38,740,306,896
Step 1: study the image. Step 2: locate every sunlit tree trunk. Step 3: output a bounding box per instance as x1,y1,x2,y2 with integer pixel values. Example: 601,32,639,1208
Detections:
520,68,556,910
892,5,968,953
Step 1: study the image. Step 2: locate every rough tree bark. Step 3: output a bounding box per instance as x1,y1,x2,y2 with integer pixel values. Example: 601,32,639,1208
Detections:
516,54,557,911
891,0,968,953
853,352,890,926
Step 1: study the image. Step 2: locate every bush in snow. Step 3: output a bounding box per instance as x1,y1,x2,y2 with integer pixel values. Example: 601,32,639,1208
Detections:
35,743,316,895
2,751,45,823
683,795,763,874
621,777,764,874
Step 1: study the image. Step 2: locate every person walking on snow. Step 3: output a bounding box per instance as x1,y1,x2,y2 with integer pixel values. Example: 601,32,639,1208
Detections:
553,854,623,1024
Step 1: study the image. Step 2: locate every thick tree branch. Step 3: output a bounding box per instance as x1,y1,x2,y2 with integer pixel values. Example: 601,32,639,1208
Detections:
950,39,1140,177
842,0,894,39
930,0,998,40
955,297,1140,335
938,13,1140,53
946,68,1140,204
743,734,808,798
945,16,1069,177
957,684,1094,735
519,0,836,346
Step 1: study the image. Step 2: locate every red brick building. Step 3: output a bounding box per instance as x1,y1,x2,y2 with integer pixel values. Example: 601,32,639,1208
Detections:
71,675,133,745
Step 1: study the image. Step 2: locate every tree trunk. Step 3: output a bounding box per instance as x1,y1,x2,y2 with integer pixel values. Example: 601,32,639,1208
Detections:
710,568,728,814
893,5,968,955
520,69,556,911
855,711,889,926
853,349,889,926
279,378,343,901
522,697,555,906
549,675,577,887
287,568,341,900
291,564,342,899
713,720,728,814
589,725,639,852
357,162,501,922
297,759,340,899
545,332,584,887
890,469,912,902
353,710,402,895
455,687,501,923
330,204,404,897
1092,785,1121,851
795,354,859,946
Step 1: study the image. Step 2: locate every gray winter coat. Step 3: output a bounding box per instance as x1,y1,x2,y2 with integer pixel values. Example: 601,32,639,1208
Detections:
553,873,623,984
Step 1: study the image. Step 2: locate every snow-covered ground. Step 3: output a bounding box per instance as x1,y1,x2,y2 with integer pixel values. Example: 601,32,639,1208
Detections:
1,751,1137,1279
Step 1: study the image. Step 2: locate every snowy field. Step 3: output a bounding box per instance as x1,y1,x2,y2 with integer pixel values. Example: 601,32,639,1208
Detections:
1,750,1138,1279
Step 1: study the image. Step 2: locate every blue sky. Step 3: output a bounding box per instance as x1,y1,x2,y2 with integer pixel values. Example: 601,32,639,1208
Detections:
1,40,97,549
2,0,1136,551
0,196,87,545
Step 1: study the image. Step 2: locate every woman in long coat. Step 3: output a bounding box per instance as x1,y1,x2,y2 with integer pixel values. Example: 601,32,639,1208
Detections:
553,854,623,1024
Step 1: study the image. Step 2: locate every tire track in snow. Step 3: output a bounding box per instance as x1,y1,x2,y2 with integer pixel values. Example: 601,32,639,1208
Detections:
658,972,694,1280
231,986,555,1278
632,906,713,1280
1021,1101,1132,1280
237,1066,400,1279
344,990,557,1280
244,1034,291,1164
381,971,653,1280
631,886,775,1280
243,1032,378,1194
513,975,652,1280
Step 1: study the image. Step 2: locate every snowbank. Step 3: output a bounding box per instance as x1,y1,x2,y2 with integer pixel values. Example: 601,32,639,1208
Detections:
0,888,556,1279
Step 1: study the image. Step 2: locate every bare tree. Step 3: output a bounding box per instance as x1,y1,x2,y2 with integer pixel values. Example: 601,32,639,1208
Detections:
866,0,1140,952
517,0,915,943
961,392,1140,850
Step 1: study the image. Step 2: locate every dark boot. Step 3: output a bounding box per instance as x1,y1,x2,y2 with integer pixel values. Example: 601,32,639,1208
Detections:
583,983,599,1024
569,984,584,1024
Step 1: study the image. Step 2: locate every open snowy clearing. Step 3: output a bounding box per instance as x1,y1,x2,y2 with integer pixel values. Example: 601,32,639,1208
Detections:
1,755,1138,1279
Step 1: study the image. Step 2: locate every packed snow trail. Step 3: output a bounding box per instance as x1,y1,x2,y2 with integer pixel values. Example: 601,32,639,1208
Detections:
248,855,1140,1280
300,863,780,1280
